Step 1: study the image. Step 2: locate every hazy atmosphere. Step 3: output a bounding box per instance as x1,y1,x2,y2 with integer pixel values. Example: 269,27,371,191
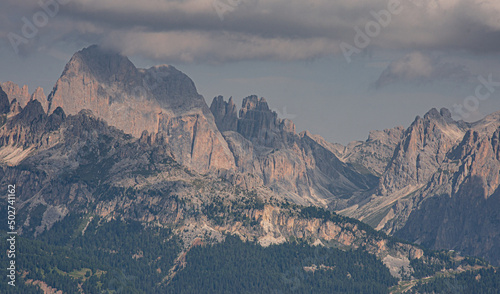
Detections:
3,2,500,292
2,0,500,143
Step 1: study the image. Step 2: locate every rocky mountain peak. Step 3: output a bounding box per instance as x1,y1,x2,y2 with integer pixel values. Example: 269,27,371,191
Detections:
30,87,45,100
439,107,452,119
237,95,281,144
0,82,48,113
14,99,46,124
448,130,481,161
470,110,500,135
30,87,48,113
9,100,22,115
337,126,405,176
141,64,205,112
46,107,66,132
65,45,141,86
45,45,235,172
366,126,405,144
421,107,455,125
379,107,466,194
210,95,238,132
47,45,144,126
422,107,442,120
49,45,209,116
0,85,10,115
240,95,270,112
210,95,296,146
1,81,30,107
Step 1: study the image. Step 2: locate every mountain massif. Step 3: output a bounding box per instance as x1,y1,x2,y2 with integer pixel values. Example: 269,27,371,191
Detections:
1,45,499,293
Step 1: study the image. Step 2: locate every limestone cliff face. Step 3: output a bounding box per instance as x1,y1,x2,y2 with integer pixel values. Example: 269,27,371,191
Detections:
3,44,500,269
237,95,296,147
330,109,500,266
0,99,66,166
3,46,496,274
47,45,234,172
338,109,470,218
30,87,48,113
211,96,378,207
0,106,425,279
210,95,237,132
47,45,157,134
391,126,500,265
247,205,424,276
8,100,22,117
1,82,48,113
0,86,10,115
379,108,466,194
1,81,30,107
338,126,405,176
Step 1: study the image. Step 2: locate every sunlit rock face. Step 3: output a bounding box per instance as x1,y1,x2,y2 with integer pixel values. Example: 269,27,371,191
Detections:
47,45,235,172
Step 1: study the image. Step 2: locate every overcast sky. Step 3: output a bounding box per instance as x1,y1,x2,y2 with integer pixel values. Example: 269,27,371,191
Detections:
2,0,500,144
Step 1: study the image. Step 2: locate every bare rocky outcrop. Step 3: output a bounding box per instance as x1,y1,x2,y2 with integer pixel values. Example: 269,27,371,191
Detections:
0,86,10,114
46,45,235,172
379,108,466,194
211,96,378,207
30,87,48,113
2,45,500,269
210,95,238,132
392,127,500,265
8,100,22,116
1,82,49,114
1,81,30,107
237,95,296,147
338,126,405,176
336,108,500,265
0,104,425,279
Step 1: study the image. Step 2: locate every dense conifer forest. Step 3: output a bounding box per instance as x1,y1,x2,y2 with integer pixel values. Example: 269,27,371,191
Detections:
2,213,499,293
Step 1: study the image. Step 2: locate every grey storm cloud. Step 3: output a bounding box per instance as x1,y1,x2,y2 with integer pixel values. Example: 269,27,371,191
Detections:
374,52,473,88
2,0,500,62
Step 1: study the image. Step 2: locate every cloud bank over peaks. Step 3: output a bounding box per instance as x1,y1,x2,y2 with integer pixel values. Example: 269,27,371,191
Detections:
2,0,500,63
374,52,472,88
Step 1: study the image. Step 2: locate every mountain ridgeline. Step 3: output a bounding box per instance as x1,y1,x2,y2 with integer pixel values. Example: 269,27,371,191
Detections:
1,45,499,293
